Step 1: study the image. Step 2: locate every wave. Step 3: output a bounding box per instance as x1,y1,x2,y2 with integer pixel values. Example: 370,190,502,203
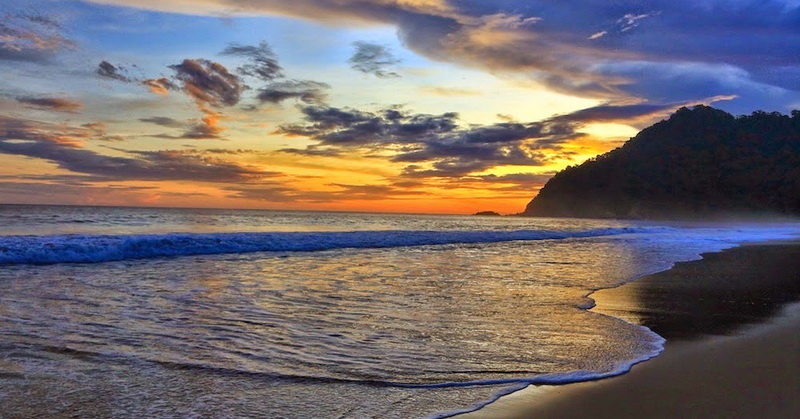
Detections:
0,227,666,265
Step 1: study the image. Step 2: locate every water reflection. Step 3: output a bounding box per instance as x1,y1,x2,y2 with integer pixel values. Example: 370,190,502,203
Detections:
0,236,667,417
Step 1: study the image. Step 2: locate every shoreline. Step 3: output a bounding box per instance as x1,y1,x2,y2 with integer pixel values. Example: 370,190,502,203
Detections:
456,240,800,418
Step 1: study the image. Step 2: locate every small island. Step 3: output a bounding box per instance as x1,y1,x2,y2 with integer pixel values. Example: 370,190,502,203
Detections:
474,211,502,216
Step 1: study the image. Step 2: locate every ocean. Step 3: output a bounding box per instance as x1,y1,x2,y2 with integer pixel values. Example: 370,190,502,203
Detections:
1,204,798,418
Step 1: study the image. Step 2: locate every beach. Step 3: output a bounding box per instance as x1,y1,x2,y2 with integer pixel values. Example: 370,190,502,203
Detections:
459,242,800,418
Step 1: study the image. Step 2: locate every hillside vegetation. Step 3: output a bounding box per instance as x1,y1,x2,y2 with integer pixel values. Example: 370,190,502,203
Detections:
523,106,800,219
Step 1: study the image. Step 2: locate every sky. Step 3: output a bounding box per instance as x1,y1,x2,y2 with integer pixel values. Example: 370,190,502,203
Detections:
0,0,798,214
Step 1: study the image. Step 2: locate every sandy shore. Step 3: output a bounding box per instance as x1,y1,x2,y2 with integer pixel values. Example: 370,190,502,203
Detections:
459,242,800,418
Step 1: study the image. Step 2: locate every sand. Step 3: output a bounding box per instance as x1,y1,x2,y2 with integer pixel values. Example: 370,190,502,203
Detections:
459,242,800,418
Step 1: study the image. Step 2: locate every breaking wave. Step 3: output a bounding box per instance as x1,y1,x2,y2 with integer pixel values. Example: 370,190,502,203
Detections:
0,227,666,265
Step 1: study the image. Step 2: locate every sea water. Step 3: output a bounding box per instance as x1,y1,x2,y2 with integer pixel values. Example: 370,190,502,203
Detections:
0,204,798,418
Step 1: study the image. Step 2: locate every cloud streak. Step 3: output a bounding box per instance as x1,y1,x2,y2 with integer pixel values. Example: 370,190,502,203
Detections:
221,41,283,81
15,96,83,113
0,9,75,62
257,80,329,105
0,115,277,182
349,41,401,78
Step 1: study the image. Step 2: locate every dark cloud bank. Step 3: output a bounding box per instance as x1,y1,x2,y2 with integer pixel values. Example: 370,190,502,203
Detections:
277,99,695,179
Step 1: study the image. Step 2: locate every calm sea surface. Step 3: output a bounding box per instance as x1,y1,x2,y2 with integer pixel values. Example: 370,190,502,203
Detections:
1,205,798,417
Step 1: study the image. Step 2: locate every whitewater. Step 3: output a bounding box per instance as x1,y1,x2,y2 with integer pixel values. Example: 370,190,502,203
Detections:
0,204,798,418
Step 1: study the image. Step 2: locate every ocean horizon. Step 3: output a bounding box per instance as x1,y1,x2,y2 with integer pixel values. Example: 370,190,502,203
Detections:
1,204,799,417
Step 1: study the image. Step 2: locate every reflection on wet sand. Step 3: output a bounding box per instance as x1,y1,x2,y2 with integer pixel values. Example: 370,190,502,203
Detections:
592,243,800,341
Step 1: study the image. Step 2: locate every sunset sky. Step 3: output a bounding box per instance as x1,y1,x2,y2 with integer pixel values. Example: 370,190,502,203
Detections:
1,0,798,214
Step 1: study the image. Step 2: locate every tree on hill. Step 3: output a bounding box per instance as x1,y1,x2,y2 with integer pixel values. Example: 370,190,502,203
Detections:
523,106,800,219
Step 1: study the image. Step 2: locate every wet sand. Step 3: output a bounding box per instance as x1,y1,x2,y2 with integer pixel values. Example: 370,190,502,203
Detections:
459,242,800,418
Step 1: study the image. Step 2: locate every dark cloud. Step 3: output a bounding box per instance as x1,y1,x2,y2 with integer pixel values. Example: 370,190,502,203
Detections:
348,41,401,78
167,58,244,138
279,106,459,146
279,105,580,177
169,58,243,107
0,115,276,182
220,41,283,81
96,60,131,82
15,96,82,113
396,144,551,178
256,80,329,104
0,10,74,62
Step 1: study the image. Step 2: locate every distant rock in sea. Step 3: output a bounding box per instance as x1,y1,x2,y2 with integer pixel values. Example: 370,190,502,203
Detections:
474,211,502,216
523,105,800,219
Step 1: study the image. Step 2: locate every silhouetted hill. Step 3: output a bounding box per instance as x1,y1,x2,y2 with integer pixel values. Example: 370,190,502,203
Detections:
523,106,800,219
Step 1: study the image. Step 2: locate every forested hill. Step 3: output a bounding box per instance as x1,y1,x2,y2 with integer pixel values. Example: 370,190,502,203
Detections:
523,106,800,219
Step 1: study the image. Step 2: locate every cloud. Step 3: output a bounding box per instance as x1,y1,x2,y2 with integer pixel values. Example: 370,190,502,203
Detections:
96,60,131,82
279,105,582,178
348,41,401,78
168,58,244,138
279,146,343,157
139,116,186,128
178,115,226,139
79,122,125,142
0,115,94,147
169,58,243,107
220,41,283,81
0,115,277,182
140,116,228,140
279,106,459,146
94,61,180,96
256,80,329,104
0,10,75,62
15,96,83,113
142,77,178,95
87,0,800,111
